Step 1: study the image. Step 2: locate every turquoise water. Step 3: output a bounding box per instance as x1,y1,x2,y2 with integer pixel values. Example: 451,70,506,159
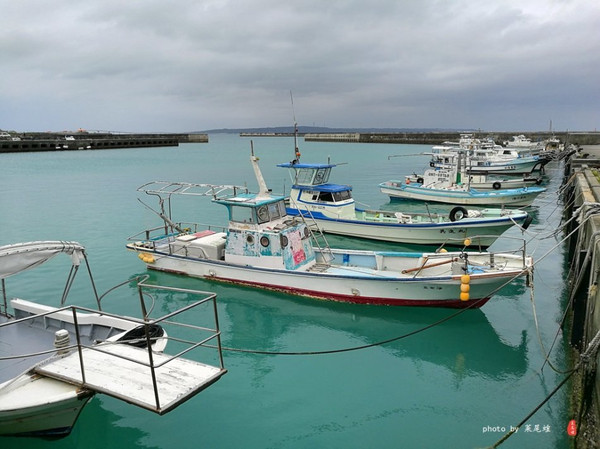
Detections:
1,134,571,448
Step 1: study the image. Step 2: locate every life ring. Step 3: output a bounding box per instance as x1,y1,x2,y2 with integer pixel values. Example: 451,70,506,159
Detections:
492,182,501,190
416,177,424,184
449,206,468,222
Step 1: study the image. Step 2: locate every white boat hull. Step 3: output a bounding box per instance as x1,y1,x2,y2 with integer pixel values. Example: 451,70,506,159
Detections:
128,244,530,308
287,210,526,247
465,159,545,175
379,182,545,207
0,375,92,437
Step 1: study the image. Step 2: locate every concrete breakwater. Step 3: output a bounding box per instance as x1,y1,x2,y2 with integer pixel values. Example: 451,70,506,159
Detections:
0,132,208,153
305,131,600,146
562,145,600,448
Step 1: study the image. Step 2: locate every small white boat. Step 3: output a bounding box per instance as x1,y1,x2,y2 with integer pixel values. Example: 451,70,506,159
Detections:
0,241,226,437
278,161,532,247
379,178,546,206
430,134,551,175
381,155,547,207
126,152,533,308
406,172,543,191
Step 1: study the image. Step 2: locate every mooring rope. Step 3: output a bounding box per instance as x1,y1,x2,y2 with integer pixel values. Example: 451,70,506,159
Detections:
488,330,600,448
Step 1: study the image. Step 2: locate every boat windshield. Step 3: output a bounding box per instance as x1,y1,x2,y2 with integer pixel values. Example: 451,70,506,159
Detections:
230,200,287,224
308,189,352,203
295,167,331,186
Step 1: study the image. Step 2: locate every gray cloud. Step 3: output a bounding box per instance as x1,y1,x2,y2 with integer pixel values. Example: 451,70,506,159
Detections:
1,0,598,132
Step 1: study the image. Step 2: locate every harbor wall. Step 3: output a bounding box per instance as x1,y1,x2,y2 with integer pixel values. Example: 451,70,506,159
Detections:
0,132,208,153
305,131,600,145
563,147,600,448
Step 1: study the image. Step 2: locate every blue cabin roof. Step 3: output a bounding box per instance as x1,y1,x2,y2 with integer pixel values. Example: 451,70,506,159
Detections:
295,183,352,193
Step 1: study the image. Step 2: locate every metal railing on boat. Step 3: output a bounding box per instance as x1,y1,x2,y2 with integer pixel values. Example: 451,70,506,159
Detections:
2,282,227,415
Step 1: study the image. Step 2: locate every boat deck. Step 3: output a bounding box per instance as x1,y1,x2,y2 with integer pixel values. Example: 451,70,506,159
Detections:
35,343,226,414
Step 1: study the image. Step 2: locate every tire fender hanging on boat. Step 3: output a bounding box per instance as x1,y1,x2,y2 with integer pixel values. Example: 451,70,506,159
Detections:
449,206,468,222
522,214,533,230
492,182,502,190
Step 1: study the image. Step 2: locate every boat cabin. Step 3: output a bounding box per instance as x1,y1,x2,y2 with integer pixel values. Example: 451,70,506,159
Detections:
278,162,356,218
213,193,316,270
216,193,288,226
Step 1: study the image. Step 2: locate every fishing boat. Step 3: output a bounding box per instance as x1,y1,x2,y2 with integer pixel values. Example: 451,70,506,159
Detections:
379,177,546,206
380,152,547,207
0,241,226,437
277,160,532,247
406,172,543,191
126,151,533,308
430,141,550,175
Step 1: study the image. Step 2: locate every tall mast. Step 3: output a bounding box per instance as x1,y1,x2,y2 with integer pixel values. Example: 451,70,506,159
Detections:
290,91,300,164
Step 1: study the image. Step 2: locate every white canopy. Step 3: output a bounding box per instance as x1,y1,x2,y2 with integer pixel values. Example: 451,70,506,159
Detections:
0,241,85,279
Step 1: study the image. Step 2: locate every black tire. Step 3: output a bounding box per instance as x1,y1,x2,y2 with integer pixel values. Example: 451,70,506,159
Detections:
416,177,424,184
117,324,164,348
429,161,435,167
492,182,501,190
449,206,468,222
522,214,533,230
535,178,543,185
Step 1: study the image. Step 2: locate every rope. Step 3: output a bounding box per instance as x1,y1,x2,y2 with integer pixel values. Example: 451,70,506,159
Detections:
209,264,532,357
213,297,486,356
488,330,600,448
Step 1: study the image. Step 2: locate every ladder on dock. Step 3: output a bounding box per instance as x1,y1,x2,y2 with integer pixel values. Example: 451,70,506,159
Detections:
34,343,226,415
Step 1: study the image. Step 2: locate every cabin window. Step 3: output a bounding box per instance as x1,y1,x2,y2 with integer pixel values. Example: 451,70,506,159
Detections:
277,200,287,217
334,190,352,201
318,192,334,202
295,168,315,185
268,202,281,219
256,205,270,223
313,168,330,184
230,206,255,223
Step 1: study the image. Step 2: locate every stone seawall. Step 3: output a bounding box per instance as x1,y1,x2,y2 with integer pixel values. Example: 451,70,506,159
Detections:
0,132,208,153
562,146,600,448
305,131,600,146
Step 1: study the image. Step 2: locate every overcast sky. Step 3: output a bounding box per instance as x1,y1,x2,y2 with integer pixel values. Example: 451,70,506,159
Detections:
1,0,598,133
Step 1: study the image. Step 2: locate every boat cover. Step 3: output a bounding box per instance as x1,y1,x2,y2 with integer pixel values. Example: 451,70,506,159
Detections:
0,241,85,279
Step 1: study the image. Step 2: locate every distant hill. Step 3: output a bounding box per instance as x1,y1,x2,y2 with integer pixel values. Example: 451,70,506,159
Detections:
197,126,470,134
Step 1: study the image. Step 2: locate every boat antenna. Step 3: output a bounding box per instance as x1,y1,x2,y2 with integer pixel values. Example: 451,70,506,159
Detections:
290,90,300,164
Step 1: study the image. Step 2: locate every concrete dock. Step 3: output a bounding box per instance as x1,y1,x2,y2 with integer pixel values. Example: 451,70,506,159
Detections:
562,144,600,448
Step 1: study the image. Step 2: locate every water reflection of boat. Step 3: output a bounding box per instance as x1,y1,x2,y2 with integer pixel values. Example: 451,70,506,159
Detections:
146,270,528,381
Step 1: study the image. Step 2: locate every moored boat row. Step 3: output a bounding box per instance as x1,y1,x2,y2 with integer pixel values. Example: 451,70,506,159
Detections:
125,146,534,309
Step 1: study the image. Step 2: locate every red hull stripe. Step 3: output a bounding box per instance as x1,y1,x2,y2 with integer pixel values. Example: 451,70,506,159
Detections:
149,266,489,308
